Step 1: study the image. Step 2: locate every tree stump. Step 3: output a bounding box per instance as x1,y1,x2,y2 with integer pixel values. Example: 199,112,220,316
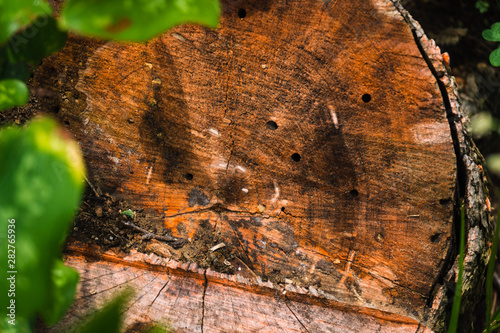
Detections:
29,0,491,331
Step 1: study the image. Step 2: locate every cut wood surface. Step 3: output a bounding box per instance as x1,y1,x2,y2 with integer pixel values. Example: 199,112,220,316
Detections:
29,0,491,332
54,246,429,333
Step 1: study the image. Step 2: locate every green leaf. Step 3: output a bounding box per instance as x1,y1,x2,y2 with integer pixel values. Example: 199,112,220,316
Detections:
490,323,500,332
491,306,500,324
0,79,29,110
0,316,32,332
41,260,80,326
60,0,220,42
485,202,500,332
470,112,500,136
447,203,465,333
0,117,85,321
121,209,134,219
69,289,133,333
488,299,500,332
486,154,500,176
484,197,500,333
6,15,67,66
476,0,490,13
489,46,500,67
483,22,500,42
0,48,31,81
0,0,53,45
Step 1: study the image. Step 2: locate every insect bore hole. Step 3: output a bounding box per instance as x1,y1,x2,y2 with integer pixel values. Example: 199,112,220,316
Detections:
350,189,359,197
238,8,247,18
291,153,301,162
266,120,278,130
185,173,193,181
362,93,371,103
430,233,441,243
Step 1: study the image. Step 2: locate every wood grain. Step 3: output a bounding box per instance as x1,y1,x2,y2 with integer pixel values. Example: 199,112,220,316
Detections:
28,0,490,331
49,248,429,332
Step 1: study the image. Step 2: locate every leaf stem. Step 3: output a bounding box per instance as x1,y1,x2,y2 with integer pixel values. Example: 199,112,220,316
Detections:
448,202,466,333
485,193,500,333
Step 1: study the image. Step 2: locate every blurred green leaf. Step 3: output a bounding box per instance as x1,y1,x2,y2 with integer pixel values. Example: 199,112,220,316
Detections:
144,325,172,333
41,260,80,326
0,0,53,45
70,289,133,333
483,22,500,42
476,0,490,13
0,316,32,332
485,202,500,333
6,16,67,66
486,154,500,176
470,112,499,136
60,0,220,42
0,48,31,81
447,203,465,332
489,46,500,67
0,117,85,321
0,79,29,110
491,306,500,325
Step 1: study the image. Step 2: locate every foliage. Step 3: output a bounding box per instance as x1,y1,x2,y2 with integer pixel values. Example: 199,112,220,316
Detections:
448,199,500,333
70,289,132,333
0,79,29,109
0,118,85,330
477,0,491,14
0,0,53,45
470,112,500,137
7,16,68,67
448,204,466,333
484,195,500,333
121,209,135,219
475,12,500,177
68,288,172,333
470,113,500,177
0,1,65,111
0,0,220,112
483,22,500,66
60,0,220,42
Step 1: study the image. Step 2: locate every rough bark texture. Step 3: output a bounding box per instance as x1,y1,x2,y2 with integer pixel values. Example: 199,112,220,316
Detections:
391,3,494,331
28,0,491,331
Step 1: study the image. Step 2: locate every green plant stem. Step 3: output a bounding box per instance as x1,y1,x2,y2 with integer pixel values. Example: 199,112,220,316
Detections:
448,203,466,333
485,194,500,333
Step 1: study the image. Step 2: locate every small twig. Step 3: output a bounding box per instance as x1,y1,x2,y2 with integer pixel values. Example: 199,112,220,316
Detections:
234,256,259,280
120,219,186,248
83,173,100,197
107,228,123,240
210,242,226,252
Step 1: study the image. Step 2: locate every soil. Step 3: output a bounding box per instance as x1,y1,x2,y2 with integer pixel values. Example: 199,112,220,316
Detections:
67,190,238,275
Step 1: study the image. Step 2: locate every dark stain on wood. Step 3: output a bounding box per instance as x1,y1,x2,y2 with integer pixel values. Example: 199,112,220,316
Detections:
187,189,210,207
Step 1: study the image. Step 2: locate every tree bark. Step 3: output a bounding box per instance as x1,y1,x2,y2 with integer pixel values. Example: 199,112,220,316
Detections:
28,0,491,331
